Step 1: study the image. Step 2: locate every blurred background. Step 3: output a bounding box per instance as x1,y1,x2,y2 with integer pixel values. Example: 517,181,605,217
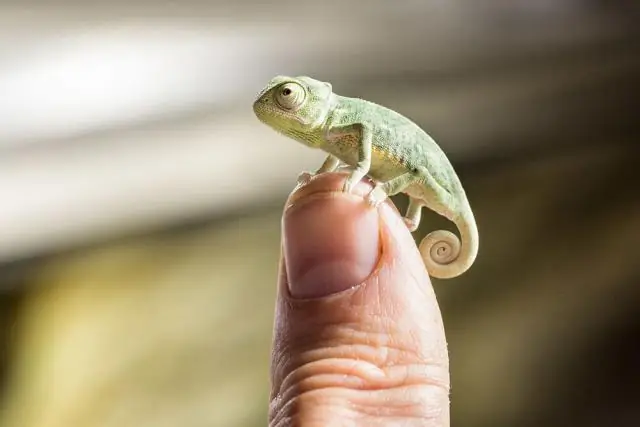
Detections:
0,1,639,426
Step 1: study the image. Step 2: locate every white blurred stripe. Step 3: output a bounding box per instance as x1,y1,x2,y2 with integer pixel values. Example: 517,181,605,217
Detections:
0,113,324,261
0,24,280,147
0,6,621,149
0,43,633,261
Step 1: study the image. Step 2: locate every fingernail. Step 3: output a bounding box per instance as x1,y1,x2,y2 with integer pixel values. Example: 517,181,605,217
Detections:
283,192,380,299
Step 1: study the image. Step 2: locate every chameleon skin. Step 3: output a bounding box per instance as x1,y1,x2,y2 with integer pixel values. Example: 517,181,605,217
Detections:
253,75,479,279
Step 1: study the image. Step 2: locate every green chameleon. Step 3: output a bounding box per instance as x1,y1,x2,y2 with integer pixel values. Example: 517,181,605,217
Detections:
253,75,478,279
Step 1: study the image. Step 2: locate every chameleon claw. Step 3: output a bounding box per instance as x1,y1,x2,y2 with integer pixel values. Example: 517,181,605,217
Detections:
403,217,419,232
342,177,357,193
296,171,314,187
365,186,388,207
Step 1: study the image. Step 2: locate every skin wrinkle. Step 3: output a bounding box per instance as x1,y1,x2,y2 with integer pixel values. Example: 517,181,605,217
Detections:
275,266,436,372
318,325,425,368
278,358,450,399
271,322,449,401
277,362,381,407
273,387,447,427
350,385,448,418
273,387,444,427
271,173,450,426
270,393,361,427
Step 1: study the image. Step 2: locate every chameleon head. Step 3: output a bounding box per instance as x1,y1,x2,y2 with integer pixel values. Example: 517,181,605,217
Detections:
252,75,334,147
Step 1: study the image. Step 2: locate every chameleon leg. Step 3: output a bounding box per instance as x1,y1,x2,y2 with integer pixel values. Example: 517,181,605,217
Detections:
342,125,373,193
315,154,341,174
403,197,424,232
366,171,418,206
366,171,425,231
297,154,341,186
414,167,455,221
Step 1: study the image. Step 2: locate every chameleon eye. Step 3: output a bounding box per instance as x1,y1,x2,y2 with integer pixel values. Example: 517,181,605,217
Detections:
275,82,305,110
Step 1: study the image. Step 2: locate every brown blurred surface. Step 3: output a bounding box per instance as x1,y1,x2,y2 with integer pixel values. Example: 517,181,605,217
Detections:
0,1,639,426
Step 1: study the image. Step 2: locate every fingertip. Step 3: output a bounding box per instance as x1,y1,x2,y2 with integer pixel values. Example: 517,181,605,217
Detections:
282,173,382,299
280,171,433,302
272,173,449,424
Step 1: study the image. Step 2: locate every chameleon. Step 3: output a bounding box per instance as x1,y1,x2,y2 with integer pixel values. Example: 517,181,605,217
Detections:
252,75,478,279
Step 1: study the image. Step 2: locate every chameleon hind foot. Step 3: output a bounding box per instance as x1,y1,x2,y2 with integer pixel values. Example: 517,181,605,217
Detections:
403,217,419,232
403,198,424,232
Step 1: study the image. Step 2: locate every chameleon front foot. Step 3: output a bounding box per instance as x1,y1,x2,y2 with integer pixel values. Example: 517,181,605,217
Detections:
365,185,389,207
341,166,370,194
341,176,359,193
296,171,314,186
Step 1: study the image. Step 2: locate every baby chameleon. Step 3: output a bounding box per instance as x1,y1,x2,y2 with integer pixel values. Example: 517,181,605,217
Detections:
253,75,479,279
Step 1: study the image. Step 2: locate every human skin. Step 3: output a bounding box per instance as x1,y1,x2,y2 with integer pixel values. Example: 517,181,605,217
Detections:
269,172,450,427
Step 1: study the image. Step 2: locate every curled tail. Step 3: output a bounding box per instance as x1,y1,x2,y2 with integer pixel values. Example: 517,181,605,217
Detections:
418,206,479,279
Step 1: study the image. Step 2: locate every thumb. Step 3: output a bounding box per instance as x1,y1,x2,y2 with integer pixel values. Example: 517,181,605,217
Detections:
270,172,450,427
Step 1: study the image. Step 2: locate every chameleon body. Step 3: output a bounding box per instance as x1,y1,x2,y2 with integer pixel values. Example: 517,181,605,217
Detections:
253,75,478,279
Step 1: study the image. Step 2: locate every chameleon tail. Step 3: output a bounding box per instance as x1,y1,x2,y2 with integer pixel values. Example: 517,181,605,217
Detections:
418,206,479,279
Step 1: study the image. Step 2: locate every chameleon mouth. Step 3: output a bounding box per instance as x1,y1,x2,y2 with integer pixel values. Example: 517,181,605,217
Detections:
252,104,267,122
252,101,278,124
